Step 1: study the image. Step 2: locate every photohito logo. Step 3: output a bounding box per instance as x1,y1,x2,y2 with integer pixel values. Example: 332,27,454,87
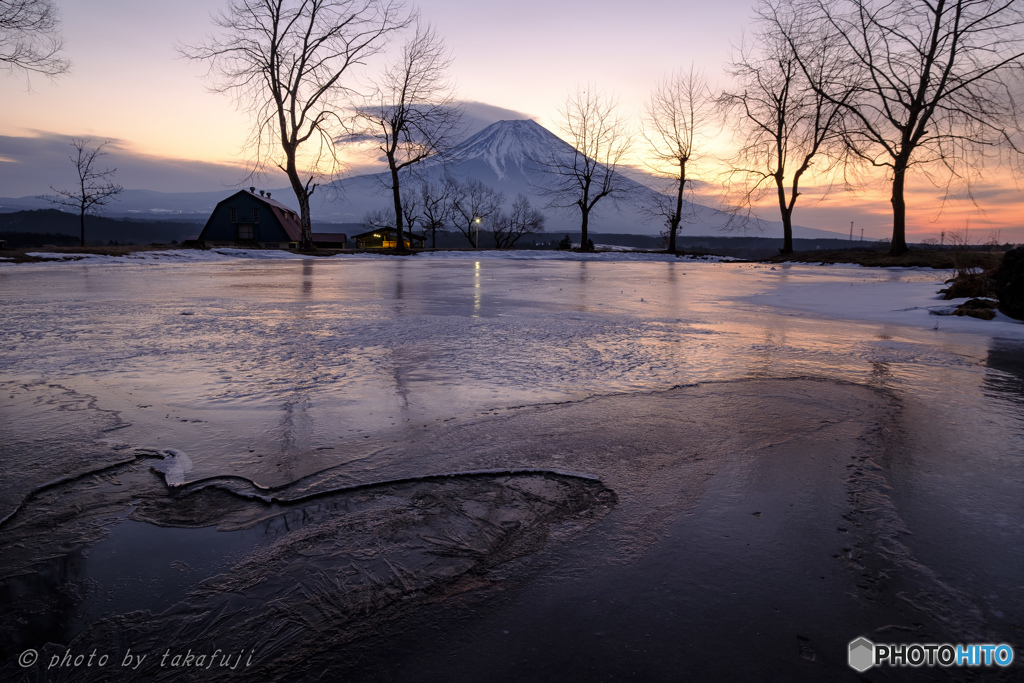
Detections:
849,637,1014,671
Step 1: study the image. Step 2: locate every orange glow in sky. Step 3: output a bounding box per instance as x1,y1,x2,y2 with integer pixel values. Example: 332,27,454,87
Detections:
1,0,1020,240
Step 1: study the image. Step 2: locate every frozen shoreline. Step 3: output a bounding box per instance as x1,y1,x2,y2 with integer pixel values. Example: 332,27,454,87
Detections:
6,247,1021,338
2,254,1022,680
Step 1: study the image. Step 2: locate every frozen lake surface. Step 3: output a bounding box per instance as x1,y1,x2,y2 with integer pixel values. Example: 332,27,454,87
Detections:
1,252,1022,681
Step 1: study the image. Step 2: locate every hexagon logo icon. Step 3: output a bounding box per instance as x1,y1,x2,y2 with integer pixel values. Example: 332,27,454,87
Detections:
849,637,875,672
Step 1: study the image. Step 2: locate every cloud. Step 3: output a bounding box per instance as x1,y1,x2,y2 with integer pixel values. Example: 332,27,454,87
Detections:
0,131,263,197
1,101,536,198
460,101,535,137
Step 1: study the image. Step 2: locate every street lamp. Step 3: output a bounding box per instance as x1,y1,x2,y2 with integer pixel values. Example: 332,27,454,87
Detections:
473,216,481,249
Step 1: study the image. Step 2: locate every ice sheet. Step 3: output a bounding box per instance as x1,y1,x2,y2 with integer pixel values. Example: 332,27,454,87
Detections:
1,253,1022,680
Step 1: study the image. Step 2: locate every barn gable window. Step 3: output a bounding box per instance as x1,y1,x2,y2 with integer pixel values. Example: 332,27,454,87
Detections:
230,208,237,223
252,208,260,223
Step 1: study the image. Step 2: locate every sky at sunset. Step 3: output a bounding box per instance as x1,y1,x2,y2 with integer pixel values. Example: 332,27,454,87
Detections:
1,0,1021,241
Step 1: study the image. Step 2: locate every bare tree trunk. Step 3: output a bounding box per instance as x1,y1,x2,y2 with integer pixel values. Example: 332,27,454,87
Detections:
668,159,685,253
297,192,313,250
780,211,794,254
580,209,589,251
79,206,85,247
284,148,315,251
890,160,909,256
777,181,793,254
389,165,406,251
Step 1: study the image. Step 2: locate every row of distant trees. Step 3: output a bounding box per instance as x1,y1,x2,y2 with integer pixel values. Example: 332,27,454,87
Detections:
6,0,1024,255
365,176,544,250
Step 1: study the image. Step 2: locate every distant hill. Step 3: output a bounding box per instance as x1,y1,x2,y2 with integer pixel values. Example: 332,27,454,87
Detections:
0,210,203,245
0,210,363,246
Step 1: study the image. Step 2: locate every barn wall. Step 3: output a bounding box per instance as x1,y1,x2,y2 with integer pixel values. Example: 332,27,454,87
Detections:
199,192,292,244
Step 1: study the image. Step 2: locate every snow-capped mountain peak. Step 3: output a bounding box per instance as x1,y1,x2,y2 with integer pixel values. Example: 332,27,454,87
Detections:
440,119,574,181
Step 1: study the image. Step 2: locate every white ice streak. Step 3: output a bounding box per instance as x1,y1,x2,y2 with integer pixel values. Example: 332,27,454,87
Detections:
151,448,194,487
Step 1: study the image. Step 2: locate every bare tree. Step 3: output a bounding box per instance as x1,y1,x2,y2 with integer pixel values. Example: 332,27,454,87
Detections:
42,139,123,247
362,185,418,235
450,178,503,248
721,13,850,254
418,176,455,248
539,86,632,251
0,0,68,78
768,0,1024,255
180,0,408,249
642,68,717,253
350,22,462,251
491,194,545,249
362,207,393,230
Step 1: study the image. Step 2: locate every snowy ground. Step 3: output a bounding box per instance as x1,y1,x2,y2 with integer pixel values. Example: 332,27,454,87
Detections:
1,252,1022,681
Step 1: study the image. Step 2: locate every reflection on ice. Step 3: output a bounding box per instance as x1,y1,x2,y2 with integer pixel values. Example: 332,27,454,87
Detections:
1,255,1023,680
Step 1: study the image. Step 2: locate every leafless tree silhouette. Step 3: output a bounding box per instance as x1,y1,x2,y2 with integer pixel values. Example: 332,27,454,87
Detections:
0,0,68,78
766,0,1024,255
180,0,408,249
362,184,418,235
721,9,851,254
417,176,456,248
450,178,503,248
642,68,717,253
351,22,462,251
539,86,632,251
491,194,545,249
42,139,123,246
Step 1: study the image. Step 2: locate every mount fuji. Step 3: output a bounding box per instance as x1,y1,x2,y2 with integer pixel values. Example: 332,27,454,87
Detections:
0,118,846,240
313,119,847,239
315,119,725,235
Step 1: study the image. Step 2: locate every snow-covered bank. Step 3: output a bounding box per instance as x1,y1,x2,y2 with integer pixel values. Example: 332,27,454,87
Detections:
744,262,1024,338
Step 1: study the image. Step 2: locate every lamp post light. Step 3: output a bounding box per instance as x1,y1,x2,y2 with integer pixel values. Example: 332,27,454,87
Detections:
473,216,481,249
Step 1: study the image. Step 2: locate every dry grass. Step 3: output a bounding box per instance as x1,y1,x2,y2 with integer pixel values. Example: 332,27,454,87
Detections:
767,248,1006,270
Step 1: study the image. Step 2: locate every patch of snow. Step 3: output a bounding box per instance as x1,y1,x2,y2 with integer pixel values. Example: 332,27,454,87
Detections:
748,263,1024,337
150,448,194,487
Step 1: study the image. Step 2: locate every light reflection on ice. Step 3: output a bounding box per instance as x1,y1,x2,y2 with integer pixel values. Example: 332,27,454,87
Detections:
2,253,1023,679
1,257,1021,490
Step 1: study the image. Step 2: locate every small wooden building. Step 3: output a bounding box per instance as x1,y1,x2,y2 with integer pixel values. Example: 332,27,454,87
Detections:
352,227,426,249
199,189,346,249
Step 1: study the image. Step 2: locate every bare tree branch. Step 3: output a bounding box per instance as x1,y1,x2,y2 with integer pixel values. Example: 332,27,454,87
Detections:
767,0,1024,255
450,177,503,248
0,0,69,79
491,194,545,249
417,175,456,248
348,21,462,252
39,138,123,246
720,9,851,253
536,86,633,252
179,0,409,249
642,67,718,253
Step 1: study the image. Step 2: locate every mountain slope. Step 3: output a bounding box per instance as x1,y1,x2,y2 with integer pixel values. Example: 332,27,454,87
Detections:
0,119,845,239
320,120,845,238
321,119,698,234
